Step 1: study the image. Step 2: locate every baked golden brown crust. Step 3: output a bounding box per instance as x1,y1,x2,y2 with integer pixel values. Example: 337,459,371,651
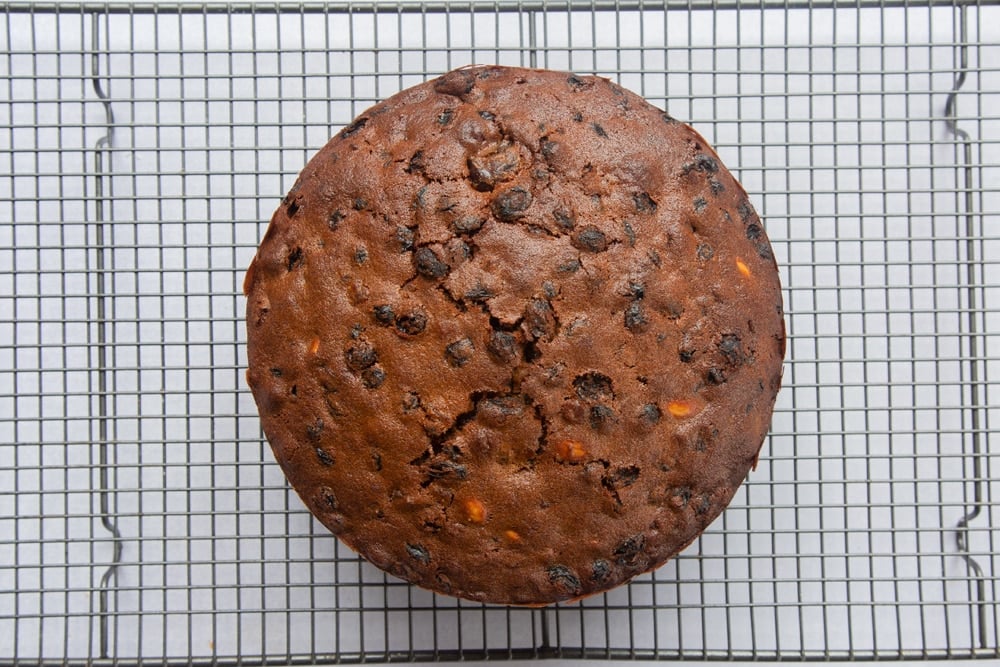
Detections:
244,65,785,605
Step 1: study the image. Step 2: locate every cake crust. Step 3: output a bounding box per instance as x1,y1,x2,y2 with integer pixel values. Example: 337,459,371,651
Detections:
245,65,785,605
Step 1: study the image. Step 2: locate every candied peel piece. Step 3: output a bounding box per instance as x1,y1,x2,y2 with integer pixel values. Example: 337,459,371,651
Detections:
667,400,702,419
554,438,587,463
463,498,486,524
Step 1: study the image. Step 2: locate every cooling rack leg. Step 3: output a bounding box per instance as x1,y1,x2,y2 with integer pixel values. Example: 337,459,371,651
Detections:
536,607,556,658
944,3,990,652
88,10,122,661
527,9,539,69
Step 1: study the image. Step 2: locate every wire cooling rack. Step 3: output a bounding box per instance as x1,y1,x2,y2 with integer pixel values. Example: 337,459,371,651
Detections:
1,0,998,663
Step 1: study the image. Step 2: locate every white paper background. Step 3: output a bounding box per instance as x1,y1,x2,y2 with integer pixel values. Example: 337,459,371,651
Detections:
1,1,998,662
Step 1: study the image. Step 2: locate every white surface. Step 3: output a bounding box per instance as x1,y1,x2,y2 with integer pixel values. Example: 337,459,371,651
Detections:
1,1,999,662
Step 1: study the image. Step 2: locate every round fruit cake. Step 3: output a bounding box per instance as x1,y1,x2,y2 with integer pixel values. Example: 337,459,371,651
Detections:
244,65,785,605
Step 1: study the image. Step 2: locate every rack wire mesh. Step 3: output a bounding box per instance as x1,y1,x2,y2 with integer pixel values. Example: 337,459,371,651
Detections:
1,0,998,663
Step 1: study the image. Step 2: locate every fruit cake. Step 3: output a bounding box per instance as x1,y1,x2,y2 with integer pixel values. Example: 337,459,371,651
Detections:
244,65,785,605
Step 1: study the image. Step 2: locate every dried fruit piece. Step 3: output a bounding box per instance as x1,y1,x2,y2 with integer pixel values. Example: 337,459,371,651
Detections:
306,419,325,441
547,565,582,596
452,216,485,235
464,284,494,302
591,559,611,582
395,311,428,336
487,330,518,363
640,403,662,424
613,534,646,567
315,447,334,466
395,225,415,252
554,439,587,463
345,342,378,371
588,405,615,430
373,304,395,326
406,150,426,174
317,486,338,510
573,372,614,401
681,153,719,175
557,259,581,273
624,302,649,333
736,258,751,277
361,366,386,389
464,498,486,524
667,400,700,418
553,209,575,230
706,367,726,385
632,192,657,212
415,246,450,279
468,142,521,192
671,486,692,508
308,337,320,355
572,225,608,253
445,337,475,367
492,186,533,221
328,209,345,230
402,392,421,412
718,333,744,366
406,543,431,564
522,298,557,341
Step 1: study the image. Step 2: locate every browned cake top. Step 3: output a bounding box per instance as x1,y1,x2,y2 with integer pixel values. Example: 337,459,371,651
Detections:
244,65,785,605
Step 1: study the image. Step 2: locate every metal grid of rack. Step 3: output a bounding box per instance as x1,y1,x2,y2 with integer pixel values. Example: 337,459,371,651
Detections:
1,0,998,663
